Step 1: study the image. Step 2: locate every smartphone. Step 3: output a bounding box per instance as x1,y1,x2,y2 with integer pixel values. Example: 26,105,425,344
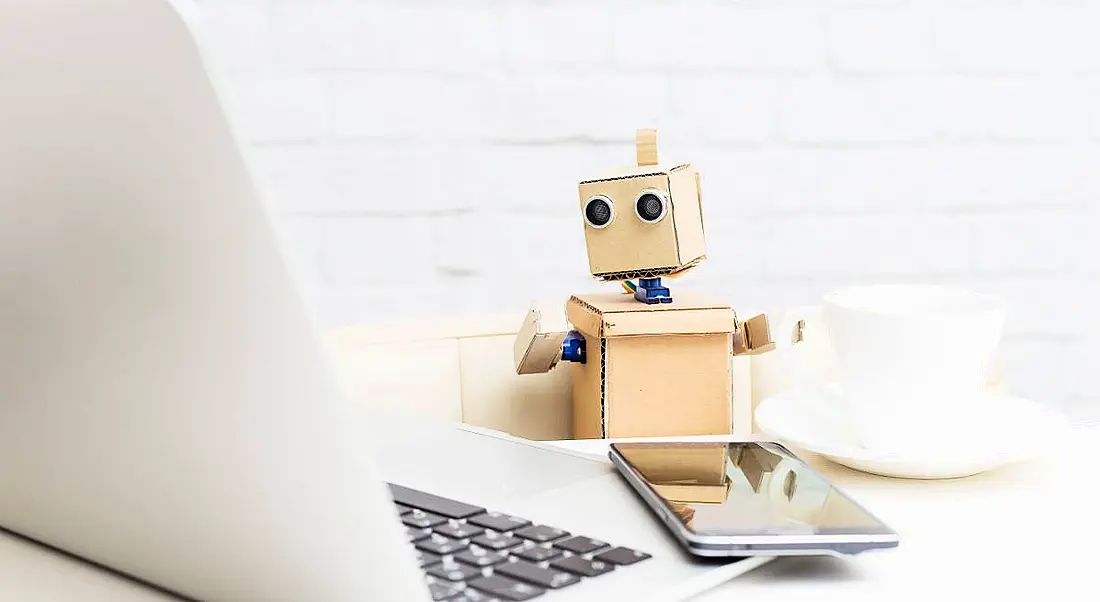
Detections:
609,440,899,557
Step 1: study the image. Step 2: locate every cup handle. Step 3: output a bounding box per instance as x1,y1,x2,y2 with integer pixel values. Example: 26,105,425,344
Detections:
774,305,824,392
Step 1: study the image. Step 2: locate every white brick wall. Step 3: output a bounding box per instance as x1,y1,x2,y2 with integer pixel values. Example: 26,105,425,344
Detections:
193,0,1099,421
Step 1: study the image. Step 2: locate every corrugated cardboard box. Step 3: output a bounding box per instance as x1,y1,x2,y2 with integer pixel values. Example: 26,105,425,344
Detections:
566,292,741,439
578,165,705,281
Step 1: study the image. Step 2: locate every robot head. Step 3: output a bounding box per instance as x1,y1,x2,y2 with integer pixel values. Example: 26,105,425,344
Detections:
577,129,706,281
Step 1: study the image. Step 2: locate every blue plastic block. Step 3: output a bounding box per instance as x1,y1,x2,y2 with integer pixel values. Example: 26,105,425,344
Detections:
633,277,673,304
561,330,586,364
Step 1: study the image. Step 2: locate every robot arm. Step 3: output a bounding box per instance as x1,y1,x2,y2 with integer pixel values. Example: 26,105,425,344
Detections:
732,313,776,356
513,307,586,375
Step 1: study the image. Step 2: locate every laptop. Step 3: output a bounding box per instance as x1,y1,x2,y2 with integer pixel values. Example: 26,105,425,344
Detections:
0,1,771,600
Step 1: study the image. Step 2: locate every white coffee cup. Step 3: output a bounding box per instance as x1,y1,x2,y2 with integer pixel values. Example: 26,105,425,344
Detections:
778,284,1008,452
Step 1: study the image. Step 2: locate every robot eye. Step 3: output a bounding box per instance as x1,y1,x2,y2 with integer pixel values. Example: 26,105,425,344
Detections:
583,195,614,229
635,189,668,223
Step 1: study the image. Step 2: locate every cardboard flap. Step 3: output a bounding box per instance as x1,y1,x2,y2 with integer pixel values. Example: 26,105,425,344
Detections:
593,258,703,282
732,312,776,356
514,308,567,374
565,297,607,339
567,293,737,338
605,308,735,337
580,162,690,184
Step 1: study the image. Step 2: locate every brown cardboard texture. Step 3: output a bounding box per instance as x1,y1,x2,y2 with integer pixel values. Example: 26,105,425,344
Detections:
616,443,728,484
569,337,605,440
566,292,737,438
617,443,731,504
577,130,706,281
732,312,776,356
513,307,567,375
636,128,659,166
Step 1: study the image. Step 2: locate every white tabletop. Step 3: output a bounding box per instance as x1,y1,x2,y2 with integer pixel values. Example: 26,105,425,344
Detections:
0,426,1096,600
549,426,1100,600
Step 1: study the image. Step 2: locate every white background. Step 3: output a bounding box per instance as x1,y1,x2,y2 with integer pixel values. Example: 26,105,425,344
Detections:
191,0,1099,422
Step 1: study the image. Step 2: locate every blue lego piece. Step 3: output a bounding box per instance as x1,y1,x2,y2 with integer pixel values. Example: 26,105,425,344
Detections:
634,277,673,304
560,330,586,364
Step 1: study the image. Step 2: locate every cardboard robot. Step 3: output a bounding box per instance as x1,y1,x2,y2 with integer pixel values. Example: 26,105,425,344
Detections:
513,129,774,439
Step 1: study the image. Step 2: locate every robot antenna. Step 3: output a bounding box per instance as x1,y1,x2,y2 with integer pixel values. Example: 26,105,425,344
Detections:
636,128,658,167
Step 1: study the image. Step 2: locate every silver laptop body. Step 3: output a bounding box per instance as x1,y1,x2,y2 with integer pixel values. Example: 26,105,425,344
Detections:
0,1,770,600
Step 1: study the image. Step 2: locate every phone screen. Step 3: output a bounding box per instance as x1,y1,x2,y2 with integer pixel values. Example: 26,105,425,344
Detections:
611,442,894,537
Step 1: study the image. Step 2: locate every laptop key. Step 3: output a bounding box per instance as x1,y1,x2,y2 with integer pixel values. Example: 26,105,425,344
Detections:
434,521,485,540
454,546,510,567
466,512,531,533
550,555,614,578
552,536,608,555
494,560,580,590
467,575,545,601
390,484,486,519
396,503,415,515
416,533,469,556
472,531,523,551
513,545,561,563
594,546,651,566
427,561,483,582
407,527,433,542
416,550,443,568
513,525,569,543
403,510,448,529
426,579,465,601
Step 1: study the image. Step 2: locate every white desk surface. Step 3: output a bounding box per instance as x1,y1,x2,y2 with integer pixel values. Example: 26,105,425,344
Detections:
551,425,1100,601
1,426,1097,601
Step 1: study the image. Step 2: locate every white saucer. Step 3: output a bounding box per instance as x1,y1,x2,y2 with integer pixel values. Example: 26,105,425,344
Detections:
754,385,1071,479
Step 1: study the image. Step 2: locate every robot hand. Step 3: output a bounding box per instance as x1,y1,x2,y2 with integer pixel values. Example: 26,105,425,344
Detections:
513,307,577,374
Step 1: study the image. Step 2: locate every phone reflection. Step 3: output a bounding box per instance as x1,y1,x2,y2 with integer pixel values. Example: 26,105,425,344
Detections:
616,443,880,534
613,444,730,529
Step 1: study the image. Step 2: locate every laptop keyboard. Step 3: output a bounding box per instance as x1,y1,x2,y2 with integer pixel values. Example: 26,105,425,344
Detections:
389,483,651,601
